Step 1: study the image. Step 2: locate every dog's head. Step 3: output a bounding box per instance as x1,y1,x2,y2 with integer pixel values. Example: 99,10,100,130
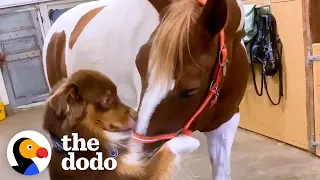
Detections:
44,70,137,148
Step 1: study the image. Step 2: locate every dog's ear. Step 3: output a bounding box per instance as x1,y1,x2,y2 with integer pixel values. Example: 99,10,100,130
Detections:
47,81,85,127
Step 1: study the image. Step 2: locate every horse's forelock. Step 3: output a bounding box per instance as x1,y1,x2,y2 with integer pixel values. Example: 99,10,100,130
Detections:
148,0,202,87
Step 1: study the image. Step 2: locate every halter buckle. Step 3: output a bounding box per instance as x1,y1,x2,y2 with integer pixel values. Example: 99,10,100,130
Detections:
176,128,192,137
218,44,228,71
209,81,219,92
209,81,215,90
209,87,220,108
176,128,184,136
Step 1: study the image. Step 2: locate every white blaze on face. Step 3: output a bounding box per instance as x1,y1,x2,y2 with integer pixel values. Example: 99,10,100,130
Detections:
135,75,175,135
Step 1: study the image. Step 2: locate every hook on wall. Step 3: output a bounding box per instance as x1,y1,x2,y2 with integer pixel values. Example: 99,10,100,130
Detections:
255,0,272,14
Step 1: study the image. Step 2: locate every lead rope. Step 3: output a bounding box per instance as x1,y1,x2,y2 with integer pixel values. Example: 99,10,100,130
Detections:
263,36,283,105
249,39,264,96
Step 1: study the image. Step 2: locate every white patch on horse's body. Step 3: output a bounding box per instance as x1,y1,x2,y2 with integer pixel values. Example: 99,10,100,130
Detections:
42,1,107,88
43,0,160,111
204,113,240,180
236,0,245,32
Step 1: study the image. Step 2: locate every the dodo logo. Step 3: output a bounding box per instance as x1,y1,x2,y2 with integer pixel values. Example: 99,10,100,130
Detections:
7,130,51,176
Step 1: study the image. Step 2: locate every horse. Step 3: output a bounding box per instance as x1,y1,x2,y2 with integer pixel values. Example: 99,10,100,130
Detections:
42,0,249,179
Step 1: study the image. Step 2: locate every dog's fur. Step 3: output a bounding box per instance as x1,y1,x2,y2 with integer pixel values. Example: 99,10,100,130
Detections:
43,69,200,180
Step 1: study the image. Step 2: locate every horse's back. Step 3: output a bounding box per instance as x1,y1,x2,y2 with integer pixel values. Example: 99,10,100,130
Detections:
42,0,112,88
43,0,160,110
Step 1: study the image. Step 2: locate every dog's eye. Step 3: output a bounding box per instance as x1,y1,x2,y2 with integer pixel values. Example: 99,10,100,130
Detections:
179,88,198,99
101,97,113,107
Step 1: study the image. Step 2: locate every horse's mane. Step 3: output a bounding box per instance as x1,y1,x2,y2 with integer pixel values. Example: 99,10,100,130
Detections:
148,0,201,87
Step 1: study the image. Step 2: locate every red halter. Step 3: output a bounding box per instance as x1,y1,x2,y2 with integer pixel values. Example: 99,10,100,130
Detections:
132,0,228,144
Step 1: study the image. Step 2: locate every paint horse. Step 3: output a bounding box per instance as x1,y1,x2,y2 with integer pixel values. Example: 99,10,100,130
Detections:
42,0,249,179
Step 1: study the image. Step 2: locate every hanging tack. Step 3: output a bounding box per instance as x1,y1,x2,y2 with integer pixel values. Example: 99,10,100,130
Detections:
268,0,272,14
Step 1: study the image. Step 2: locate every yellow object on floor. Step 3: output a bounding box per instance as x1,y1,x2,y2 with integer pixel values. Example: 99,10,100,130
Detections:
0,102,6,121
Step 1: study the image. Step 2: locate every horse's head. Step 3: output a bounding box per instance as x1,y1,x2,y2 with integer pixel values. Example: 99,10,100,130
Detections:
135,0,228,149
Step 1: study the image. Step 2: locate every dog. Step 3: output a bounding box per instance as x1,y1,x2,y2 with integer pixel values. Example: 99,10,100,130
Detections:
43,69,200,180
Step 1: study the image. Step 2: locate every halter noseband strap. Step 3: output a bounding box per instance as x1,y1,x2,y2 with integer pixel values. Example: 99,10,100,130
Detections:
132,0,229,144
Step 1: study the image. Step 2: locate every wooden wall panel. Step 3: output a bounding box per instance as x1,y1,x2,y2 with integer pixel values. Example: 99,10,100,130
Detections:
312,44,320,156
239,0,309,150
243,0,269,5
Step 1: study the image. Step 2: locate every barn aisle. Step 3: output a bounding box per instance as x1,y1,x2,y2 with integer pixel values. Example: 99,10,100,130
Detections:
0,107,319,180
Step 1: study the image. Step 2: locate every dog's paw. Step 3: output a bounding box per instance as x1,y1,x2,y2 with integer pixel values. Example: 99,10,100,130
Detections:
166,135,200,155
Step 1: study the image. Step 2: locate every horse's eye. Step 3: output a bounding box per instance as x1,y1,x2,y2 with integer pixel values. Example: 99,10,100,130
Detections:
179,88,198,99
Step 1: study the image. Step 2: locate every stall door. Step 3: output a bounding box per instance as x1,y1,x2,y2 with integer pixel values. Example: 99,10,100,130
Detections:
0,9,49,108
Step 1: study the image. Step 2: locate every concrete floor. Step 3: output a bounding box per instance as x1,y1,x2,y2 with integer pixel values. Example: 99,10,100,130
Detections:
1,107,320,180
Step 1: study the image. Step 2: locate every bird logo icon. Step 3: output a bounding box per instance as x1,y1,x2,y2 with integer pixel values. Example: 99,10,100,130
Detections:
7,130,51,176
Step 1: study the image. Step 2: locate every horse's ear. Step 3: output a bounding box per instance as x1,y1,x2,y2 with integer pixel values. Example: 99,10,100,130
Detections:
198,0,228,36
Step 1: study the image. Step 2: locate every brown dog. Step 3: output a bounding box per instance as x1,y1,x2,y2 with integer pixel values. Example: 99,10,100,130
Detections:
43,69,200,180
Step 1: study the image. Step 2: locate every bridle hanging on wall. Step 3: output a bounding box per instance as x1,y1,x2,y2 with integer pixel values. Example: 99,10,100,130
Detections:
244,3,284,105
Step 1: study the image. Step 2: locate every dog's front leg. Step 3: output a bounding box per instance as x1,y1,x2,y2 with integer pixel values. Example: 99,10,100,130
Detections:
145,135,200,180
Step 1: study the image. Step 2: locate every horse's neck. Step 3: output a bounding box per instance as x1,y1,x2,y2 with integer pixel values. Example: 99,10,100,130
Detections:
225,0,245,34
